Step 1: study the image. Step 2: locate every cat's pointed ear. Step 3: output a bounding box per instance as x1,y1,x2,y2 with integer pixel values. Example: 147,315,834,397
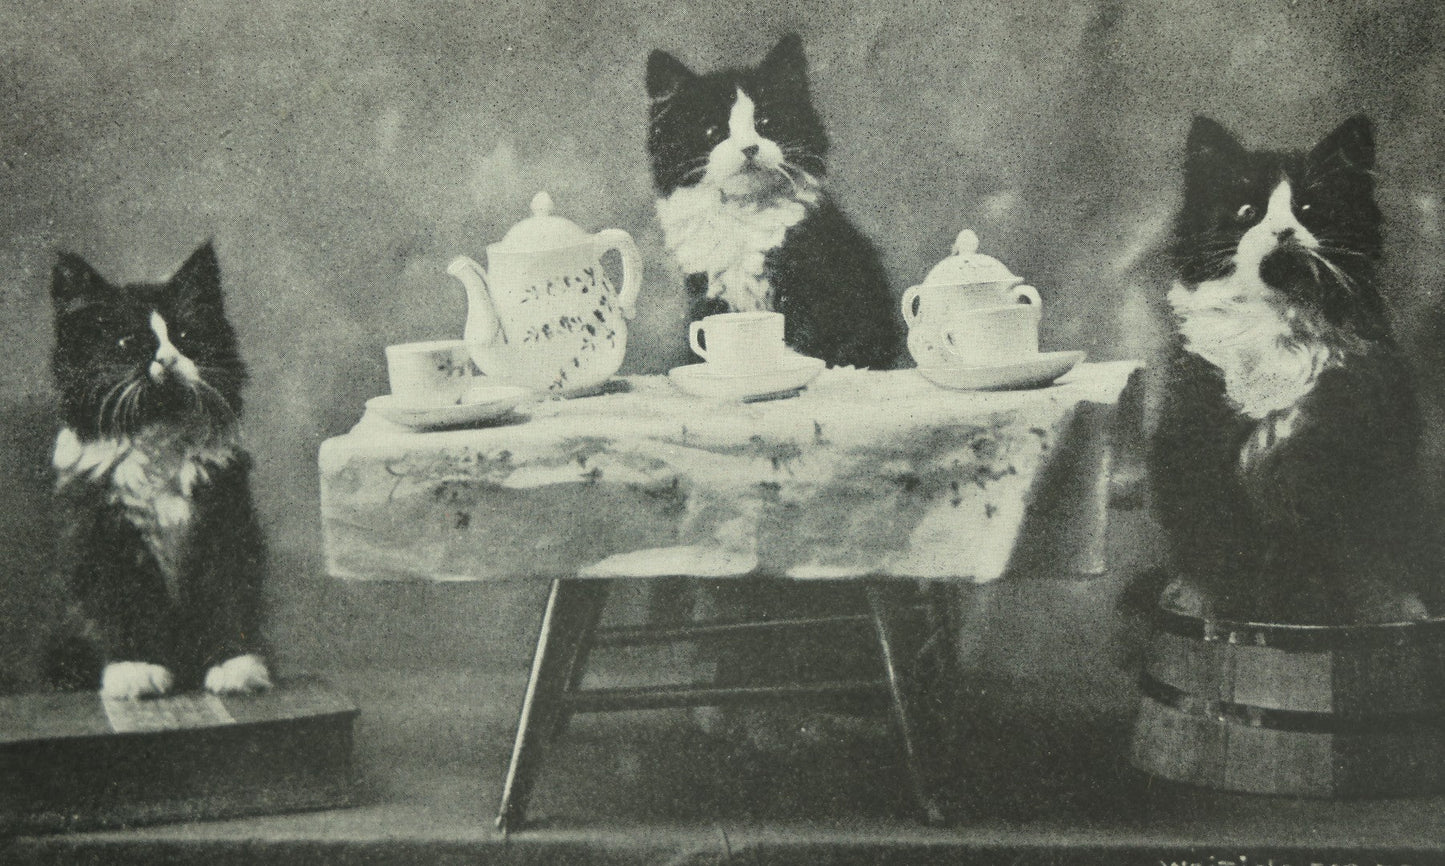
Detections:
1185,115,1244,170
1311,114,1374,172
646,50,695,99
169,240,223,301
51,253,108,314
760,32,808,85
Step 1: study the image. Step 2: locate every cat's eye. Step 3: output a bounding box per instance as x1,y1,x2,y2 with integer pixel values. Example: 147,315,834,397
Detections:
755,115,770,130
704,125,724,144
1234,204,1259,223
116,336,133,351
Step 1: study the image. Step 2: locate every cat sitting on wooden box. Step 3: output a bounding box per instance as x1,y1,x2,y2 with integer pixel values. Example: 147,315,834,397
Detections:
1149,115,1433,625
45,242,272,699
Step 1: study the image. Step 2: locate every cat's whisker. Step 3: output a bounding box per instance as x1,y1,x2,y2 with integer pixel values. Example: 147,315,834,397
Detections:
777,161,820,194
84,380,122,422
193,379,239,428
1314,244,1372,261
674,156,709,173
112,380,142,436
1305,248,1359,298
93,384,124,435
779,150,825,173
95,378,140,436
771,164,804,197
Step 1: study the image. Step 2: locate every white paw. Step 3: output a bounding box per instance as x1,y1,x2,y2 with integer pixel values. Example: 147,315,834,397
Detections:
204,654,272,694
101,662,174,700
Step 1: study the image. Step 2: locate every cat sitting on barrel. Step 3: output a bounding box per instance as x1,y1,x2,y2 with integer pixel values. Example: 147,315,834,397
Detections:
1150,114,1434,625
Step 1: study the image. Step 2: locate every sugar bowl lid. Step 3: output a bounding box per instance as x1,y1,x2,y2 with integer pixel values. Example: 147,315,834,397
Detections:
918,230,1022,286
492,192,591,252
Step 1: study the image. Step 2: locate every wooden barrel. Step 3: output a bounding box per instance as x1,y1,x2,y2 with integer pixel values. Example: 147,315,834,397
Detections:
1129,607,1445,798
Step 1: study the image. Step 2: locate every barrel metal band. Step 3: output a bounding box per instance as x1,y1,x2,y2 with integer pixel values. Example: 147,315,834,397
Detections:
1139,674,1445,735
1150,608,1445,653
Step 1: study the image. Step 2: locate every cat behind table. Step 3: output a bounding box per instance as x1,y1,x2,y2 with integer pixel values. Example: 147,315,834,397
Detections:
1149,114,1430,624
646,33,904,369
46,242,271,698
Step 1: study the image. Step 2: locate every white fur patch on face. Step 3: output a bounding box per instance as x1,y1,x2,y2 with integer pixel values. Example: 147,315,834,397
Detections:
149,311,201,384
1168,276,1334,421
702,89,790,191
658,87,820,312
1167,178,1336,427
204,653,272,694
1233,180,1319,279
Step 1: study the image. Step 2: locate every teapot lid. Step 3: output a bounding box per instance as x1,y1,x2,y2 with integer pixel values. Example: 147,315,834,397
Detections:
918,230,1021,286
493,192,591,252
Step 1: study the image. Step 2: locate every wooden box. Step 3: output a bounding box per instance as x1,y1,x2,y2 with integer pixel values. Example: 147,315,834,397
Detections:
0,676,358,833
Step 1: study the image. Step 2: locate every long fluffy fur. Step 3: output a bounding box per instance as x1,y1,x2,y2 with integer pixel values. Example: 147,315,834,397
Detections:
647,34,903,370
1149,115,1428,624
47,243,271,697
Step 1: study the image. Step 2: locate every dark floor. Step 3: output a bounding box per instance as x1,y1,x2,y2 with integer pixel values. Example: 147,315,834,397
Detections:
8,507,1445,865
7,660,1445,866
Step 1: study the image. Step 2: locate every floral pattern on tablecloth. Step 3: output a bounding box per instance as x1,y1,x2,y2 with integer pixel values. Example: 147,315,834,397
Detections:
318,362,1138,582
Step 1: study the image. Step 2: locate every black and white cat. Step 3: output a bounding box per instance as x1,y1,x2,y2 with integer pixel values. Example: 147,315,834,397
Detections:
646,33,903,369
1149,115,1429,624
47,242,271,698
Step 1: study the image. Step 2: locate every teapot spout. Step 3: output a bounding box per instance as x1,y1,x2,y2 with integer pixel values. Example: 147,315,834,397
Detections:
447,256,504,345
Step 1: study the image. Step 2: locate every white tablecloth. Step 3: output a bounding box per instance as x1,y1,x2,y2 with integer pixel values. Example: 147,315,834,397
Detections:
318,362,1138,583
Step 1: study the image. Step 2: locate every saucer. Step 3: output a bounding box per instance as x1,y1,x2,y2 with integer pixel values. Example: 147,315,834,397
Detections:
366,384,534,430
917,350,1085,391
669,354,826,401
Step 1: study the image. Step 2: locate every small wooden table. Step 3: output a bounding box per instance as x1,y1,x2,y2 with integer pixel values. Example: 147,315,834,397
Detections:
318,362,1138,831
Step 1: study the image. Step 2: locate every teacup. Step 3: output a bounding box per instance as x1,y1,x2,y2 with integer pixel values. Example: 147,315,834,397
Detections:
904,280,1041,368
385,339,475,405
939,304,1041,367
902,279,1040,328
688,311,785,374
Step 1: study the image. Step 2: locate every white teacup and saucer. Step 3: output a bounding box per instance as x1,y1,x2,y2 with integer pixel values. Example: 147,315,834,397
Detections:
668,312,824,401
367,339,534,429
915,305,1085,391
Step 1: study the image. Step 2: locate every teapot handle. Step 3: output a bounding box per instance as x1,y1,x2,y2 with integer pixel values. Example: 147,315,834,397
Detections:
593,229,642,320
1014,284,1042,312
447,256,504,345
901,285,924,324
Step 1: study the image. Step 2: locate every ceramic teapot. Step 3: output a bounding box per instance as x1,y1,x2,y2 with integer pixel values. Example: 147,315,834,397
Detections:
448,192,642,396
901,230,1041,367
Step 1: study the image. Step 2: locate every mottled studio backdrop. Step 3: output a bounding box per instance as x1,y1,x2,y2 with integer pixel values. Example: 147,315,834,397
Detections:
1,0,1442,684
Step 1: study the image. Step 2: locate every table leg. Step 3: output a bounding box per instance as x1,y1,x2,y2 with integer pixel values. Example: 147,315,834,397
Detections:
865,581,947,826
496,578,610,834
550,579,612,739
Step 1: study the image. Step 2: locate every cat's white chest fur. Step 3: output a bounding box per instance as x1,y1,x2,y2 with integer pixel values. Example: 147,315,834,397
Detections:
656,185,814,312
54,427,239,587
1168,276,1334,420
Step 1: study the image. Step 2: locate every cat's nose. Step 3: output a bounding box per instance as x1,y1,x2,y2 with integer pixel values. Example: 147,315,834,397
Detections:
741,144,760,160
1275,227,1296,241
149,353,178,382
